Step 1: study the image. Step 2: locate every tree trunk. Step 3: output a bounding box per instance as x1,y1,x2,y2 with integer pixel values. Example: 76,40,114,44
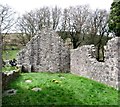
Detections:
101,45,104,61
97,44,100,61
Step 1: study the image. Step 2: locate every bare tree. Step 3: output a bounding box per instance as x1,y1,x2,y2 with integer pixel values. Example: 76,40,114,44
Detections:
62,5,90,48
59,5,90,48
51,6,61,30
88,9,106,44
59,8,70,40
16,5,109,52
36,7,51,29
96,10,109,61
0,4,16,50
87,9,109,61
16,11,37,45
61,8,68,30
16,7,51,46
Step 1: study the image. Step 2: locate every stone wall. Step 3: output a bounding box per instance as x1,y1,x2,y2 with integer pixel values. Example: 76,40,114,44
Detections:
71,37,120,89
2,69,20,91
17,27,120,89
17,28,70,72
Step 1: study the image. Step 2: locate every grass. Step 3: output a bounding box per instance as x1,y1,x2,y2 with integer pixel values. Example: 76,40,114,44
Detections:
2,65,18,72
2,49,19,72
2,72,118,106
2,49,19,60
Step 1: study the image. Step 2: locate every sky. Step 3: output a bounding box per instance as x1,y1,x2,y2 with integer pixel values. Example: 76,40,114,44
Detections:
0,0,113,15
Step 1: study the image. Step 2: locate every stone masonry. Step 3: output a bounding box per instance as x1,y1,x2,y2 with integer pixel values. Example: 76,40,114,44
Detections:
2,69,20,91
71,37,120,89
17,27,120,89
17,28,70,72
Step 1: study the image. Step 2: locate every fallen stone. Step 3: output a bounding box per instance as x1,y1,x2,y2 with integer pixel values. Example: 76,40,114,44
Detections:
60,76,65,79
31,87,42,92
3,89,17,96
25,80,32,83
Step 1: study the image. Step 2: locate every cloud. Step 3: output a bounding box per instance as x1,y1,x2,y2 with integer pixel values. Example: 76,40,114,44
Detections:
0,0,113,15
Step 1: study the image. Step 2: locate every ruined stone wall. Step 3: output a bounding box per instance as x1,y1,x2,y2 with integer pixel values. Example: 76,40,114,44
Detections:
17,28,70,72
71,37,120,89
2,69,20,91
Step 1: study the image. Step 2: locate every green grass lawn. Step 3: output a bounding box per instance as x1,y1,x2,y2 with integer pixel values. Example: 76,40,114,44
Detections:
2,49,19,60
2,72,118,106
2,65,18,72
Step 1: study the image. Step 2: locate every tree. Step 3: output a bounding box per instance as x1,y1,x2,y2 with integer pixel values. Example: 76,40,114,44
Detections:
51,6,61,30
16,5,110,52
63,5,90,49
16,7,51,46
108,1,120,37
16,11,37,45
17,6,61,46
59,8,70,41
39,7,51,28
88,9,104,44
96,10,109,61
71,5,90,48
0,4,16,50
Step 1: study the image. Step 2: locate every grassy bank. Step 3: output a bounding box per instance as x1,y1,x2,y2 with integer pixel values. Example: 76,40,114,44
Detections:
2,72,118,106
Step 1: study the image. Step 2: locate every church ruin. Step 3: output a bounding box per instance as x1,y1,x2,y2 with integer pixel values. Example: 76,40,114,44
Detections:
17,28,120,89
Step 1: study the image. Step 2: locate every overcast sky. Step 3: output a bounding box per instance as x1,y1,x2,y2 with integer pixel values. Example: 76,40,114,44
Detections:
1,0,113,15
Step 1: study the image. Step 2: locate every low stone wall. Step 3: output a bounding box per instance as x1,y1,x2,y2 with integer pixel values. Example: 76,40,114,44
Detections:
2,69,21,91
71,37,120,89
